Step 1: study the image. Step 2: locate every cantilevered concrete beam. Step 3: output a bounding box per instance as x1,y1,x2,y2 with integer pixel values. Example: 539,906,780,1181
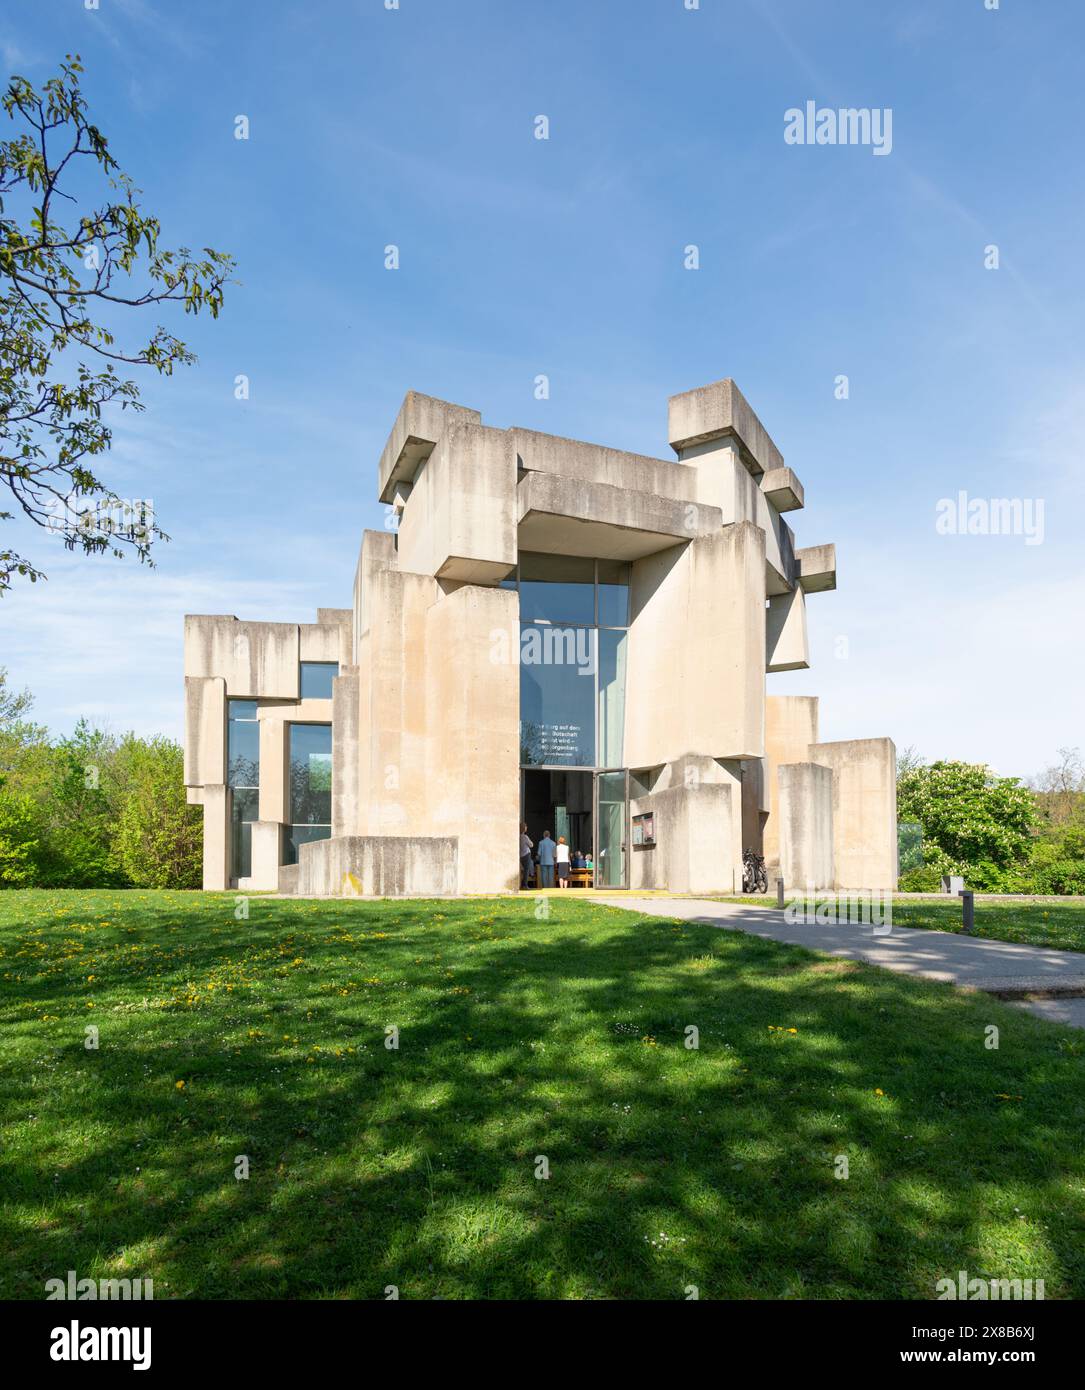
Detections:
761,466,804,512
795,543,837,593
377,391,482,504
516,471,722,561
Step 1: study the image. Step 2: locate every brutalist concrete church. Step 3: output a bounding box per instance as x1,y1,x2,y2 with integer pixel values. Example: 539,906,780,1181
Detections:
183,378,897,896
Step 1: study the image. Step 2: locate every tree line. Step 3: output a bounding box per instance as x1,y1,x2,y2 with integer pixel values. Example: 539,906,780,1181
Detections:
897,748,1085,894
0,668,201,888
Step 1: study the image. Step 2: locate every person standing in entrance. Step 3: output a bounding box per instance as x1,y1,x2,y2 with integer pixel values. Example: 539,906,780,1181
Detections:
555,835,570,888
519,823,534,889
537,830,556,888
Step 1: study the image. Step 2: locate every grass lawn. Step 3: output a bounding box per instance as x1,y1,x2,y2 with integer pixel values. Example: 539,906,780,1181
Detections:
2,889,1084,1300
710,895,1085,954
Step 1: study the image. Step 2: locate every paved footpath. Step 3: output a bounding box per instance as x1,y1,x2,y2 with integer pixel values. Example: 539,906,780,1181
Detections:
594,896,1085,1030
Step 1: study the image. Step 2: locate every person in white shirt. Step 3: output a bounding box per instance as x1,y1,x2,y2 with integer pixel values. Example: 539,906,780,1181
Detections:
555,835,571,888
519,823,534,889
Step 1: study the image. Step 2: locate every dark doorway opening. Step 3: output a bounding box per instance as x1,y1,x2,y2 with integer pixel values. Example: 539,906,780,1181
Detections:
520,767,629,889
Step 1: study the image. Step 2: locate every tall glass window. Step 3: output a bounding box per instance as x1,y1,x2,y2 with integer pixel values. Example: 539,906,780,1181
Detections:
286,723,332,864
519,553,595,625
598,628,627,768
300,662,339,699
514,554,629,768
228,700,260,881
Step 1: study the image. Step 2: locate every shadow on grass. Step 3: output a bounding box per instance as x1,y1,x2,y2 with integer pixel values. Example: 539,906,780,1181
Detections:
1,892,1083,1299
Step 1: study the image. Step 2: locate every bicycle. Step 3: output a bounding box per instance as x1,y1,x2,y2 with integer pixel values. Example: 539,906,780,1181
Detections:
742,847,769,894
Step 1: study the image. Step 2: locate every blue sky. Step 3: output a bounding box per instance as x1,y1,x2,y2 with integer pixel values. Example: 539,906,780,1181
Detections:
1,0,1081,779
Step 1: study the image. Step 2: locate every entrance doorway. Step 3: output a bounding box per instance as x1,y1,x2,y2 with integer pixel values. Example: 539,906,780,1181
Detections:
520,768,628,888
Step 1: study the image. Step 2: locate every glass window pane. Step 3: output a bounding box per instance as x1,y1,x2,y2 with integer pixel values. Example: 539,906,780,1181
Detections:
284,824,331,866
597,559,630,627
519,552,595,625
231,788,260,880
519,624,596,766
289,723,332,824
300,662,338,699
227,714,260,788
596,771,627,888
598,628,627,767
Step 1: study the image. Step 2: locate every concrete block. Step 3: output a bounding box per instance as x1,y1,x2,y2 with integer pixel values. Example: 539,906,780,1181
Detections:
511,427,698,503
353,529,398,656
761,466,804,512
778,762,834,890
809,737,897,890
668,377,784,476
424,584,520,894
763,695,819,872
396,421,517,583
629,764,742,893
183,676,226,787
625,521,766,767
201,784,229,891
332,666,360,836
185,616,300,699
516,470,722,561
248,820,282,891
378,391,482,504
297,834,458,896
671,439,793,591
766,586,809,672
796,543,837,593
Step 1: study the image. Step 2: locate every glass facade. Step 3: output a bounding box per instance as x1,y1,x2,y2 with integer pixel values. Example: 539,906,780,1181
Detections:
227,700,260,881
285,722,332,864
300,662,339,699
514,554,629,769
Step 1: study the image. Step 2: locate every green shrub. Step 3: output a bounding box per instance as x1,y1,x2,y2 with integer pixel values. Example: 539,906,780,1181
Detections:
1032,860,1085,896
113,737,202,888
0,792,44,887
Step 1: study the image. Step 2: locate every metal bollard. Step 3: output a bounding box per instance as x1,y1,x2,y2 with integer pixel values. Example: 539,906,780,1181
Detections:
959,889,974,935
776,878,785,909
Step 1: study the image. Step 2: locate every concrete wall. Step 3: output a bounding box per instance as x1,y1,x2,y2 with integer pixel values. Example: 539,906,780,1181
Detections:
625,522,766,768
201,785,229,892
810,737,898,890
296,834,458,896
763,695,820,873
424,584,520,894
778,762,834,889
332,666,361,836
512,427,699,503
629,756,742,894
396,422,516,584
184,615,301,699
183,676,225,787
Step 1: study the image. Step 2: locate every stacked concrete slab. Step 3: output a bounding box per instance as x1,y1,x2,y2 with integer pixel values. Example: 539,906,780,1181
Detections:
183,378,897,896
